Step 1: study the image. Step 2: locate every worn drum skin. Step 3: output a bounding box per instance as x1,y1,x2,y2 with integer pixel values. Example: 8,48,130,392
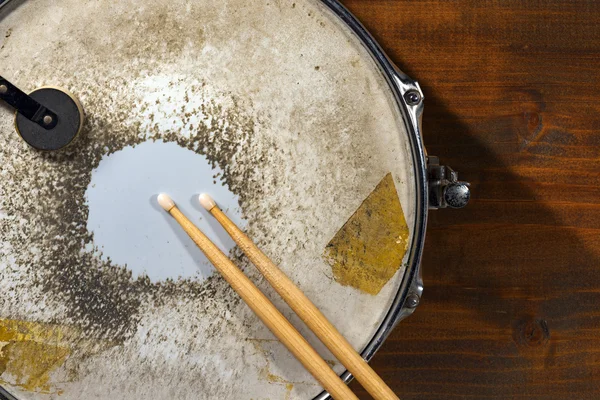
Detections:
0,0,430,399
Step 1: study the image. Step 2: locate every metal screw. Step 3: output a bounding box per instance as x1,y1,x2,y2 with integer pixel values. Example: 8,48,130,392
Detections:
0,84,7,94
405,293,420,309
43,115,54,126
404,90,422,106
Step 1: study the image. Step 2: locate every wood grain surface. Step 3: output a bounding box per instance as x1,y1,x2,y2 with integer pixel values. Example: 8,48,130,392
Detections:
339,1,600,399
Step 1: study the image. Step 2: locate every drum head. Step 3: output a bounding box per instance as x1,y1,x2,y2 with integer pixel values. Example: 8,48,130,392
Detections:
0,0,419,399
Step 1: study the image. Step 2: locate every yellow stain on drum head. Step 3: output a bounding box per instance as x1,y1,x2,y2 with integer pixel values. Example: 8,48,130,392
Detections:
285,383,294,400
323,173,410,295
0,319,73,393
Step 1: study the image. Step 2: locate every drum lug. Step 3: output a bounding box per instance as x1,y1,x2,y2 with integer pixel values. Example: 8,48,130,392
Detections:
427,156,471,209
394,277,423,327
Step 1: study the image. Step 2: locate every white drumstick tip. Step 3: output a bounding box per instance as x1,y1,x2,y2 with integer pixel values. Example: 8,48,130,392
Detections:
199,193,217,211
157,193,176,211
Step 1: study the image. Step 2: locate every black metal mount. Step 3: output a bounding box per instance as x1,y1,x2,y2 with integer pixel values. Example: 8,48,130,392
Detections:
0,75,58,129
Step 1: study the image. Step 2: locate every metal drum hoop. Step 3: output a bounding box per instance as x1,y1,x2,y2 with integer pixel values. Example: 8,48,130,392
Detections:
314,1,428,398
0,1,429,399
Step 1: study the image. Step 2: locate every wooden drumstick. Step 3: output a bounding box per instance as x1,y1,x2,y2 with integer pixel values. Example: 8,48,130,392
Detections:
199,194,400,400
157,194,358,400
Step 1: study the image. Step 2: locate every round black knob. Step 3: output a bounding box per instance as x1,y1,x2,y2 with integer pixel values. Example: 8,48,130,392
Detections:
15,87,84,151
444,182,470,209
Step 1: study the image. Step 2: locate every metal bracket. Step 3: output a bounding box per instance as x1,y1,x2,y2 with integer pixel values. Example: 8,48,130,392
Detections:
428,156,470,209
0,76,58,129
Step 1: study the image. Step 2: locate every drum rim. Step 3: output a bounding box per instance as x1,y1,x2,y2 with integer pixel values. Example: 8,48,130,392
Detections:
0,1,428,399
314,1,428,398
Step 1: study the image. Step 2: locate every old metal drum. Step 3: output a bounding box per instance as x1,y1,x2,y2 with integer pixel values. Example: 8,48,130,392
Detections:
0,0,430,399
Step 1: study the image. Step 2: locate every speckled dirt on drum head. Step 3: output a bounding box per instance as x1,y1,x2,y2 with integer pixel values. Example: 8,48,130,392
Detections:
0,0,416,398
0,79,272,340
0,77,277,393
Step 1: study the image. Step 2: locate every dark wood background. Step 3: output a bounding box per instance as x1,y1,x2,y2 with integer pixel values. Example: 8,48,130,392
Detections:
340,1,600,399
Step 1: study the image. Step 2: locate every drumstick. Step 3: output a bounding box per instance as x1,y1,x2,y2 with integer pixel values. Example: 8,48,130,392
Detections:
199,194,400,400
157,194,358,400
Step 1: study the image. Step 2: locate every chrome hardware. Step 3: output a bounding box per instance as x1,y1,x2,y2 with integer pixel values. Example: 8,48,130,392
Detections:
428,156,470,209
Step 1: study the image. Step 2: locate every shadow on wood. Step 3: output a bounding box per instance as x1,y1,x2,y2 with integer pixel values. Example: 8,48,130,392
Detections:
340,1,600,398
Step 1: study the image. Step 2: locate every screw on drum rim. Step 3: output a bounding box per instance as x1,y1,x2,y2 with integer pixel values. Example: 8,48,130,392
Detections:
404,90,422,106
405,293,420,309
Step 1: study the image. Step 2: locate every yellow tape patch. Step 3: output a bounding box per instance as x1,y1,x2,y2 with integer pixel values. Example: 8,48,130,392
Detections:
323,173,409,295
0,319,75,393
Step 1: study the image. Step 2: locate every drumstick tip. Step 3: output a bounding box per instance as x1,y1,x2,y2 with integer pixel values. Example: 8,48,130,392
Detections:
157,193,176,211
199,193,217,211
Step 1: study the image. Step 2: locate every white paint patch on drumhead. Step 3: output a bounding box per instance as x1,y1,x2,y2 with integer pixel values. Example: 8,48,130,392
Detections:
85,140,245,282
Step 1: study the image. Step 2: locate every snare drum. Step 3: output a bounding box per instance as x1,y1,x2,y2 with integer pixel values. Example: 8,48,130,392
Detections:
0,0,467,399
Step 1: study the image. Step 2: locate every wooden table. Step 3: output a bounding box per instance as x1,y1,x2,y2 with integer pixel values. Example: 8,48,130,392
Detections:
340,1,600,399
